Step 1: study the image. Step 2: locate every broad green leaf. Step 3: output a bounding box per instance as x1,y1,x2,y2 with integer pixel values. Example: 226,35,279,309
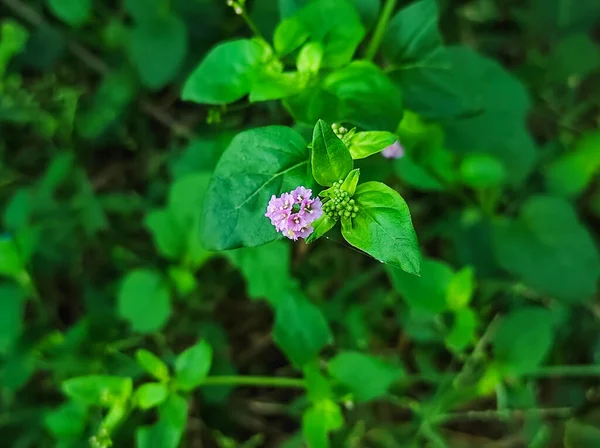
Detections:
305,215,337,243
304,362,333,402
128,14,187,89
0,283,25,354
311,120,353,186
145,210,186,260
302,400,344,448
347,131,397,159
297,42,323,74
328,351,402,401
387,258,453,313
118,269,172,333
200,126,311,250
460,154,506,189
249,71,305,102
394,156,444,191
565,419,600,448
226,240,292,306
493,307,554,373
544,34,600,85
136,394,188,448
545,131,600,198
0,236,25,279
136,350,170,381
273,290,332,368
493,196,600,303
134,383,169,409
446,266,475,310
341,182,420,274
274,0,365,68
175,340,213,391
445,308,478,352
44,401,88,439
182,39,268,105
46,0,92,26
322,61,403,131
62,375,132,406
0,20,28,77
340,169,360,196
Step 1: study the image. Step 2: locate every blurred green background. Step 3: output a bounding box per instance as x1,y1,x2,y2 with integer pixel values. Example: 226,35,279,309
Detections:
1,0,600,447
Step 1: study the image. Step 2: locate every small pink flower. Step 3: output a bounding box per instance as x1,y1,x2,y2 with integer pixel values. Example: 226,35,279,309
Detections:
265,187,322,241
382,140,405,159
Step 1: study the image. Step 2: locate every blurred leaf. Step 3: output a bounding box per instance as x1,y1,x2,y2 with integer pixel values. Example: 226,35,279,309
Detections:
46,0,92,27
44,401,88,440
125,0,169,22
341,182,420,274
565,419,600,447
0,236,25,279
545,34,600,85
311,119,353,186
394,156,444,191
445,308,478,352
297,42,323,74
273,290,332,368
493,196,600,303
545,131,600,198
249,70,306,102
527,0,600,35
136,394,188,448
136,349,170,381
493,307,554,374
302,400,344,448
446,266,475,310
328,351,402,401
118,269,172,333
227,240,292,306
182,39,268,105
134,383,169,409
0,20,29,76
352,0,381,29
128,14,187,89
460,154,506,189
175,340,213,391
199,126,311,250
0,283,25,354
388,258,453,313
347,131,397,160
62,375,132,407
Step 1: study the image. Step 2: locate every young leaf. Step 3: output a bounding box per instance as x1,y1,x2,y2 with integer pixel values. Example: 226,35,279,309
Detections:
249,71,305,102
460,154,506,189
302,400,344,448
135,350,170,382
200,126,311,250
311,119,353,186
297,42,323,74
118,269,172,333
62,376,132,407
46,0,92,27
445,308,478,352
44,401,88,440
446,266,475,310
347,131,397,159
493,307,554,374
328,351,402,401
128,14,187,89
175,340,213,391
341,182,420,274
0,283,24,355
182,39,268,105
305,215,337,244
136,394,188,448
340,168,360,196
134,383,169,410
273,290,332,368
0,236,25,279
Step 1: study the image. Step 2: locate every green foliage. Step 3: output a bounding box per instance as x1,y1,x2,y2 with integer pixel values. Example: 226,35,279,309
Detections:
311,119,353,186
46,0,92,27
175,340,213,391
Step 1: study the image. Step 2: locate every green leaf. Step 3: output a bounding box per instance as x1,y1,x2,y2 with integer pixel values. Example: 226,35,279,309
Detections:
0,283,25,355
118,269,172,333
545,131,600,198
305,215,337,243
46,0,92,27
0,236,25,279
445,308,478,352
274,0,365,68
44,401,88,439
322,61,403,131
226,240,292,306
0,20,29,77
446,266,475,310
460,154,506,189
135,350,170,381
297,42,323,74
249,71,305,102
200,126,311,250
175,340,213,391
311,120,353,186
565,419,600,448
182,39,268,105
544,34,600,85
394,156,445,191
136,394,188,448
273,290,332,368
341,182,420,274
302,400,344,448
134,383,169,410
62,375,132,407
304,362,333,402
493,307,554,374
328,351,402,401
493,196,600,303
347,131,397,159
128,14,187,89
387,258,452,313
124,0,168,22
340,169,360,196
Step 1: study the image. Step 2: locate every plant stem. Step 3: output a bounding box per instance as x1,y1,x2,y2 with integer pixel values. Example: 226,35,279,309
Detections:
365,0,398,61
435,406,573,423
201,375,305,389
241,11,264,40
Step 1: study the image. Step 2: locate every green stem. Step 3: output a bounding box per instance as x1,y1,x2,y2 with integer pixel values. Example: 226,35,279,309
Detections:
201,375,305,389
365,0,398,61
435,406,573,423
241,11,264,40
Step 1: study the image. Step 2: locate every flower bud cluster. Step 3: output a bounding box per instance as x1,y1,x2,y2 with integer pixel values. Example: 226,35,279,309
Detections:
331,123,348,138
322,180,359,220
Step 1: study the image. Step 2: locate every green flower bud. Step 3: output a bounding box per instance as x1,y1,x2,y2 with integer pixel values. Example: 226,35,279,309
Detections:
335,204,342,210
351,212,356,218
344,211,350,218
349,199,355,205
353,206,359,212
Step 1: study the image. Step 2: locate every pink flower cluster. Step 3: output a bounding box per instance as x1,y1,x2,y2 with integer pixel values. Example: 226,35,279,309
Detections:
382,140,405,159
265,186,323,241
